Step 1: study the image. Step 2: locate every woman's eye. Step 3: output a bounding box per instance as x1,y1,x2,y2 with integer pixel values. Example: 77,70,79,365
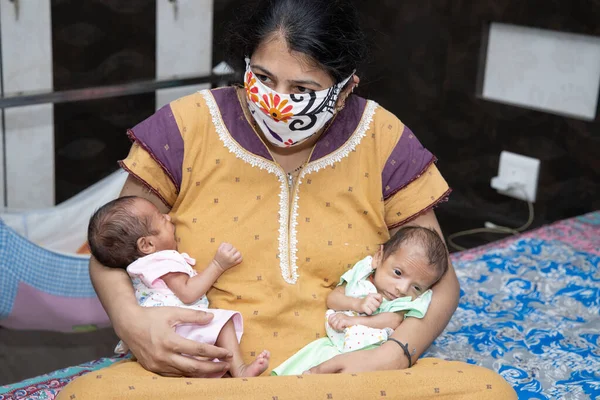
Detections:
394,269,402,276
294,85,317,94
255,73,270,83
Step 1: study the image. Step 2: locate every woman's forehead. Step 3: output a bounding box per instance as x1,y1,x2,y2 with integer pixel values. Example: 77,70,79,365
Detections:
251,34,334,86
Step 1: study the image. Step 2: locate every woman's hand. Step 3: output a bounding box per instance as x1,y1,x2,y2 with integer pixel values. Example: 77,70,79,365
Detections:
118,306,232,377
306,341,408,374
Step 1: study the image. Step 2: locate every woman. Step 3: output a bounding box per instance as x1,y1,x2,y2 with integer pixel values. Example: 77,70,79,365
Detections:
58,0,516,398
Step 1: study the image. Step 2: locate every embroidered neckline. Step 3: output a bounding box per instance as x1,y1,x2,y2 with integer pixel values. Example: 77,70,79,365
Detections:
302,101,377,175
289,101,377,277
201,89,377,284
202,90,296,284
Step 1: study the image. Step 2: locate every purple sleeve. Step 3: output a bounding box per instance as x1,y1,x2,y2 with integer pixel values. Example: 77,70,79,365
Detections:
381,125,436,200
127,104,185,192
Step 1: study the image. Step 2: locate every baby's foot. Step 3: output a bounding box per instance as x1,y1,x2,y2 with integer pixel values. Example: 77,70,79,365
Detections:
233,350,270,378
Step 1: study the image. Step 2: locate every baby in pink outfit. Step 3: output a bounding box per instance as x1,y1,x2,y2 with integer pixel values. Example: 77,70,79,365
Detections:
87,196,270,378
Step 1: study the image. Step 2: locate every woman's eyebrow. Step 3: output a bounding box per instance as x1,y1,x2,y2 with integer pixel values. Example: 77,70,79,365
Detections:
251,64,323,88
251,64,273,77
288,79,323,88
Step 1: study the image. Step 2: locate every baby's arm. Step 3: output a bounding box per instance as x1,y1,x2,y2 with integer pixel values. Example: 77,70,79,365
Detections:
327,286,360,311
327,286,383,315
162,243,242,305
328,312,404,332
162,268,222,305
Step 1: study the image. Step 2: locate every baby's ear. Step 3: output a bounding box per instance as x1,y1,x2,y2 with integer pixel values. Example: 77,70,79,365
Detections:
372,245,384,270
137,236,155,255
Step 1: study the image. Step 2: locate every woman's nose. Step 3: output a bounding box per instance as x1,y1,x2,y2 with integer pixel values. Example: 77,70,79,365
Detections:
164,214,171,222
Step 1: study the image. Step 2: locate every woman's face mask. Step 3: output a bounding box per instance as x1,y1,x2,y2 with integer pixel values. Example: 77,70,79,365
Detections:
244,58,353,148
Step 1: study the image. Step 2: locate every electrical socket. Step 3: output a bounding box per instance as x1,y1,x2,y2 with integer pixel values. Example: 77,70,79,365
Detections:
491,151,540,202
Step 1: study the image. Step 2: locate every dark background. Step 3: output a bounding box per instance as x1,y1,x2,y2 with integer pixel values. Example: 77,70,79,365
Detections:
52,0,156,203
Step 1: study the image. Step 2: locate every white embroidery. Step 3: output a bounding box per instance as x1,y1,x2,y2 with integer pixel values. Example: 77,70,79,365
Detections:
201,90,295,284
290,100,378,279
302,101,378,175
201,90,377,285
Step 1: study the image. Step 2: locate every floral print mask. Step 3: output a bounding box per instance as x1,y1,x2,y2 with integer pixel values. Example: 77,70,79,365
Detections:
244,58,353,148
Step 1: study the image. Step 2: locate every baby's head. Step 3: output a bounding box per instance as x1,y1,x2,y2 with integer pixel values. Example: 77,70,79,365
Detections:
87,196,177,269
371,226,448,301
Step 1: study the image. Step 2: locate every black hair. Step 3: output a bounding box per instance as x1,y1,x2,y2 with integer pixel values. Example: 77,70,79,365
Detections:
87,196,157,269
382,226,449,283
224,0,368,82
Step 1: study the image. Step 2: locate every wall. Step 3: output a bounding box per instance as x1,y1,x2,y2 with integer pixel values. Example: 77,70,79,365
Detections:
0,1,214,206
1,0,54,208
155,0,213,109
350,0,599,242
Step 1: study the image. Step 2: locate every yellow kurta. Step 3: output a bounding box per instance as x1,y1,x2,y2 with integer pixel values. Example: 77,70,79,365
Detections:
121,88,449,368
57,88,516,399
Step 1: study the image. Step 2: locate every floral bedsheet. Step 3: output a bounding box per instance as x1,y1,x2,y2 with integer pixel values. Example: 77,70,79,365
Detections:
0,355,129,400
1,212,599,399
426,211,600,399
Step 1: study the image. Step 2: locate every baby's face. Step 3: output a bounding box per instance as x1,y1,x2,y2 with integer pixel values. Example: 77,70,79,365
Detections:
133,198,177,252
371,245,440,301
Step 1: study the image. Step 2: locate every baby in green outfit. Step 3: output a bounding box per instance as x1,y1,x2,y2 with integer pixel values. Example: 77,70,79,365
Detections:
272,225,449,375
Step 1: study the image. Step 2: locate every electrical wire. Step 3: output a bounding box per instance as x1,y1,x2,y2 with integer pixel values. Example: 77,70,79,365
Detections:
447,183,535,252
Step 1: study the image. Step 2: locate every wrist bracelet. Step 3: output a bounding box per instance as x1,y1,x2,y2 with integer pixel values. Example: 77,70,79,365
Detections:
386,338,413,368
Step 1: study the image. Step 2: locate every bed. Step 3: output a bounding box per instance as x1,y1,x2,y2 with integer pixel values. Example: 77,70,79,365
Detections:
1,211,599,400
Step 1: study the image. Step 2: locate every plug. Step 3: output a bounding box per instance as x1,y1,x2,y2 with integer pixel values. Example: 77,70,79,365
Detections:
490,176,511,191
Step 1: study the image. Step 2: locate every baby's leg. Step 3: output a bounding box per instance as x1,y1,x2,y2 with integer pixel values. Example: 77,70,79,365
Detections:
215,318,270,377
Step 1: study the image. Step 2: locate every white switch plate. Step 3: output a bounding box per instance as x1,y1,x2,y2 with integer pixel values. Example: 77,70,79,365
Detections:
491,151,540,202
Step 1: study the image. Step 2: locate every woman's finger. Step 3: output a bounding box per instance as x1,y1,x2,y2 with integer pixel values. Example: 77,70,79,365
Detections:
169,334,232,360
170,307,215,326
307,357,344,374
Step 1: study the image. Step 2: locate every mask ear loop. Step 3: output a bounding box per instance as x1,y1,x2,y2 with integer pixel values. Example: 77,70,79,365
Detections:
339,70,356,89
336,71,357,112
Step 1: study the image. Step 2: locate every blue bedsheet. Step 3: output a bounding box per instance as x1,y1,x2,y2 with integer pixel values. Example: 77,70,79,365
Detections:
425,212,600,399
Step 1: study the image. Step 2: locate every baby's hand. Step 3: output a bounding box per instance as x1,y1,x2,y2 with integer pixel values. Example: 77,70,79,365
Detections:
214,243,243,271
357,293,382,315
328,313,353,332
